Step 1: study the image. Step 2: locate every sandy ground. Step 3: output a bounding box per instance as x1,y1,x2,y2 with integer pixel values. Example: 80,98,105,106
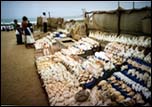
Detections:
1,31,49,106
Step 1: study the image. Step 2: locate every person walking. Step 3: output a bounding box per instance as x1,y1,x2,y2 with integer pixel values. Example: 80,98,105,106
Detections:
42,12,48,33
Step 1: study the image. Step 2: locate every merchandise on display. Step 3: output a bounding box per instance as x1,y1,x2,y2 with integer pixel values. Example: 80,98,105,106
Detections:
34,30,151,106
34,31,69,50
61,37,100,56
89,31,151,47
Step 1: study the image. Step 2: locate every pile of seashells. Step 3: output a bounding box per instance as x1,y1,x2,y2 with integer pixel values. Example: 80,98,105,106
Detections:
34,32,56,50
104,42,151,63
34,33,151,106
61,37,99,55
89,31,151,47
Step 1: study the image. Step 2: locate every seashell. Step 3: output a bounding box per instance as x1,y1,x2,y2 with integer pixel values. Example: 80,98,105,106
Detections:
104,99,112,106
121,65,128,71
114,82,119,86
127,91,135,96
75,90,90,102
78,87,83,91
57,96,64,102
90,90,99,105
143,72,149,82
66,97,76,106
110,76,116,81
96,100,104,106
144,103,151,106
147,77,151,88
116,95,125,102
49,97,55,103
137,99,145,104
136,72,140,79
118,81,123,85
139,73,143,81
107,84,112,88
111,79,117,84
122,97,135,106
63,93,70,98
126,87,132,92
51,98,57,106
110,87,116,92
55,102,65,106
79,101,92,106
98,80,107,86
121,83,126,89
131,70,136,77
133,93,141,101
113,91,121,96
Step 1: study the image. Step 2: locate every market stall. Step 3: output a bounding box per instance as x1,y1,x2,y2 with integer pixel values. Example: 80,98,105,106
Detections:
33,6,151,106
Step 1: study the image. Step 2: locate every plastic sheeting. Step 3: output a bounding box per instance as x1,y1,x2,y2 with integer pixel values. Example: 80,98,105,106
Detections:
120,9,151,35
86,7,151,36
93,13,118,33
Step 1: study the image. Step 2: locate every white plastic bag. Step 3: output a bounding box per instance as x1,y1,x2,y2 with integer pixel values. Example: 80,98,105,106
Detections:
22,35,25,43
26,27,35,44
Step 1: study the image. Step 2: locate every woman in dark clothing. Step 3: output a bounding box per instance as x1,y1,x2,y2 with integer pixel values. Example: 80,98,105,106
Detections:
14,19,23,45
27,20,33,33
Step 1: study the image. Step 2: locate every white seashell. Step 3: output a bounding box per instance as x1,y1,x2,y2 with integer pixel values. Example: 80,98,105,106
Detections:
136,73,141,79
138,73,143,81
143,72,149,82
147,77,151,88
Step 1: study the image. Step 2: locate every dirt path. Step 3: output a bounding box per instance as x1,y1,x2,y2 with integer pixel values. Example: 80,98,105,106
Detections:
1,31,49,106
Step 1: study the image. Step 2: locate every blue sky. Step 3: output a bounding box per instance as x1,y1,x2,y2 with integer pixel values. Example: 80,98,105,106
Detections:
1,1,151,19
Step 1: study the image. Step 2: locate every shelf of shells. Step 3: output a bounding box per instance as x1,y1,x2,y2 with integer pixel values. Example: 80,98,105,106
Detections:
101,52,151,106
34,31,68,50
81,57,151,105
36,50,150,106
34,33,151,106
104,42,151,64
89,31,151,48
35,51,119,106
60,37,100,57
34,32,101,59
91,43,151,105
106,67,151,105
34,31,70,58
35,54,151,106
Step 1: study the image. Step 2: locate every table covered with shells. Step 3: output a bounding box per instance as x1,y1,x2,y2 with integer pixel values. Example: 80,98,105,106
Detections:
34,31,151,106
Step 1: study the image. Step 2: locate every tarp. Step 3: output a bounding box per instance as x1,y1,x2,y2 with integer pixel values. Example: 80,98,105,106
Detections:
93,13,118,33
86,7,151,36
120,8,151,35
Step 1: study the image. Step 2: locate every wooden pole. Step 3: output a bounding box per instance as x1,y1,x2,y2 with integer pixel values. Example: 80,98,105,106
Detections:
48,12,50,18
133,1,135,9
118,1,120,8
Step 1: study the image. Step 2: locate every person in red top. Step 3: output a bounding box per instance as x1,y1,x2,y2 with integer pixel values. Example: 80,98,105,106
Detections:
22,16,35,48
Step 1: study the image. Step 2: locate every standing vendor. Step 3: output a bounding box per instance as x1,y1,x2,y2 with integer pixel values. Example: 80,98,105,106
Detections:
42,12,48,33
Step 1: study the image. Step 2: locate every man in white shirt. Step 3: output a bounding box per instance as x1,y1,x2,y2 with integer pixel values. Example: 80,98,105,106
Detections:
42,12,48,33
